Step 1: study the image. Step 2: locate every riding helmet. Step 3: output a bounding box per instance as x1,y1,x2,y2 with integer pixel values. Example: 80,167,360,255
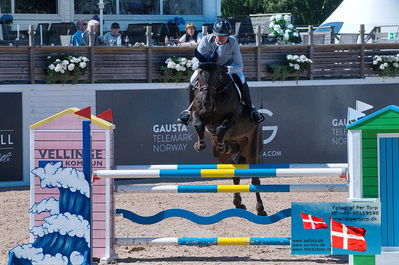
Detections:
213,19,232,36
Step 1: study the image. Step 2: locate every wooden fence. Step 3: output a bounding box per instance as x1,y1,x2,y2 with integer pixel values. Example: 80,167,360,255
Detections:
1,42,399,84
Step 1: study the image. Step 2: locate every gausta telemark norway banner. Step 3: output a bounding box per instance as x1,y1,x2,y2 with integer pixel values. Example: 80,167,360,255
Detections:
96,83,399,165
0,93,22,182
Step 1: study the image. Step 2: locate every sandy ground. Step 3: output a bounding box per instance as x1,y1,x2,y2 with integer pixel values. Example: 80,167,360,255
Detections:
0,176,349,265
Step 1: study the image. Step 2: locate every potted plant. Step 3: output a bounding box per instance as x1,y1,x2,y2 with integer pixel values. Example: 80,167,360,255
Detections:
372,54,399,77
269,14,301,44
160,56,194,82
46,55,89,84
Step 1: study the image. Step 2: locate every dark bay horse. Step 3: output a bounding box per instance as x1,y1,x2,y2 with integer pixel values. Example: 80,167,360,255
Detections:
190,51,266,216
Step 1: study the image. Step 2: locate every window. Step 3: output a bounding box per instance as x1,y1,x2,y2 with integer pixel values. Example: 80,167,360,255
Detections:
119,0,160,14
75,0,116,15
15,0,57,14
0,0,11,13
163,0,203,15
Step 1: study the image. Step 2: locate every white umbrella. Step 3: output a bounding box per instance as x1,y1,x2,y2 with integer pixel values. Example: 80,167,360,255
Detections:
322,0,399,33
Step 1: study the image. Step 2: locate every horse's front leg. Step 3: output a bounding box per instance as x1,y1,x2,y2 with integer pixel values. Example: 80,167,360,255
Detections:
192,114,206,151
252,177,267,216
215,115,235,154
233,177,246,210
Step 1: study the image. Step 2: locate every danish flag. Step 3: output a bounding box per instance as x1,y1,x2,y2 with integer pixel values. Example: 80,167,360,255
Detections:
300,212,328,229
331,219,367,252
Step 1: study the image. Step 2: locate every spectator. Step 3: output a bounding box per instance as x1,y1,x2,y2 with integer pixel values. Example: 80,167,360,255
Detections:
103,22,122,46
84,19,104,45
179,23,202,45
70,20,87,46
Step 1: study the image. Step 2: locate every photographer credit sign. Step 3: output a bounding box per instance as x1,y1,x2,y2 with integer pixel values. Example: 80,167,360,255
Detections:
0,93,22,181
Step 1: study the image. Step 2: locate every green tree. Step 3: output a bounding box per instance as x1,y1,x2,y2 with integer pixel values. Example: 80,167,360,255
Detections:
221,0,343,26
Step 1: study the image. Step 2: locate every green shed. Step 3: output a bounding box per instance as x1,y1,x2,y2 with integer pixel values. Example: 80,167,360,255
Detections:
347,105,399,265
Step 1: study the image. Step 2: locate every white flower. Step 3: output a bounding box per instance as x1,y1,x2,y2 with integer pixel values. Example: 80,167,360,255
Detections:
293,31,299,37
300,55,307,61
79,62,86,69
285,29,291,34
165,58,172,64
48,64,55,70
81,56,89,62
384,63,388,67
284,33,290,40
47,56,51,59
60,69,65,74
55,59,61,62
394,63,399,68
284,15,291,21
273,25,281,32
275,14,283,21
294,64,300,70
54,64,63,73
269,15,275,22
62,60,69,65
180,57,188,63
379,64,385,70
186,62,192,68
287,54,293,60
269,22,275,28
167,61,176,69
373,60,378,65
68,64,75,71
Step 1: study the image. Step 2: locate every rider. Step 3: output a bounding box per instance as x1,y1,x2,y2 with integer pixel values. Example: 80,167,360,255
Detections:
177,19,265,125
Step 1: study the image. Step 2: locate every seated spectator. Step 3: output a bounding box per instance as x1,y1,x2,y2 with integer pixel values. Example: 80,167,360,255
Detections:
103,22,122,46
84,19,104,45
179,23,202,45
70,20,87,46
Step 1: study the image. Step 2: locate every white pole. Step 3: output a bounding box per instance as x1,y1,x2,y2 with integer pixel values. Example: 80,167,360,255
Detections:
16,24,20,40
40,25,43,46
99,0,104,36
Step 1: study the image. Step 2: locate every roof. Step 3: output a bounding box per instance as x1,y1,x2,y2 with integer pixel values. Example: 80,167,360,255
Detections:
321,0,399,33
30,107,115,130
347,105,399,130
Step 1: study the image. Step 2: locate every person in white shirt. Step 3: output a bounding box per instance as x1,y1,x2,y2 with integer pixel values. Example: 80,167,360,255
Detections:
179,23,202,46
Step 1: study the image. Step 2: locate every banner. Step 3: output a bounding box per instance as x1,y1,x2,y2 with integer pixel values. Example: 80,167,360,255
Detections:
0,93,22,181
96,83,399,165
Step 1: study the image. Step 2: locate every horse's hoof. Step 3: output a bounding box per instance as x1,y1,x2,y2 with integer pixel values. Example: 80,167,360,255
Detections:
236,204,246,210
216,144,231,154
257,210,267,216
194,142,205,152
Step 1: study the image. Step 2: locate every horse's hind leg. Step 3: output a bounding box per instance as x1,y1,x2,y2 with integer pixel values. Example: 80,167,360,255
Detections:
252,177,267,216
233,177,246,210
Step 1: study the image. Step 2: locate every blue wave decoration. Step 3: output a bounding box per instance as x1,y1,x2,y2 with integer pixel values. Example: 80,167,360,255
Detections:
116,208,291,225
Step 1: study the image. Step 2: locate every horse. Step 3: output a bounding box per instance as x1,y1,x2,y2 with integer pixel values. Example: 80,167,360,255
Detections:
189,50,266,216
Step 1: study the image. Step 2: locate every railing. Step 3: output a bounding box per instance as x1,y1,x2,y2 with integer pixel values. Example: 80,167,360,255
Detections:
0,25,398,84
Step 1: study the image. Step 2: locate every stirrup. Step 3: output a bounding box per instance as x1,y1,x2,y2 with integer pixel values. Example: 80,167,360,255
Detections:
250,109,265,124
177,110,192,125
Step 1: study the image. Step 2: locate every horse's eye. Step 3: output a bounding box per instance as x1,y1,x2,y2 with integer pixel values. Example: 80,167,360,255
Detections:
218,75,223,80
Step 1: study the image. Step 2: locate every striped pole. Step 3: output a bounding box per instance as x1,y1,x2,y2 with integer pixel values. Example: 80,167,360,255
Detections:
94,168,347,179
116,163,348,170
115,237,291,246
116,184,348,193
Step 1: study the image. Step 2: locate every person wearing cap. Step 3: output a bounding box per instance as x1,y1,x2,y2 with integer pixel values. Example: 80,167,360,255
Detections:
103,22,122,46
179,23,202,45
71,20,87,46
177,19,264,125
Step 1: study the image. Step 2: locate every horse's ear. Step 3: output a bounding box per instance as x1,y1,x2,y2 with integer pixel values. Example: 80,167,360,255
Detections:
194,49,207,62
198,62,217,72
210,50,218,62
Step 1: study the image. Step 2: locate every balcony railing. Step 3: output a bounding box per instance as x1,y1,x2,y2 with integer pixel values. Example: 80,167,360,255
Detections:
0,25,398,84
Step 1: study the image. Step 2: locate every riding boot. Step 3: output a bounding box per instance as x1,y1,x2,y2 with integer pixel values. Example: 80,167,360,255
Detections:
177,84,194,125
239,81,265,124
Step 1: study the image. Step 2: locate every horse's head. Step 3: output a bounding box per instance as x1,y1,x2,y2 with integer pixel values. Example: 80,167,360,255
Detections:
194,49,234,113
